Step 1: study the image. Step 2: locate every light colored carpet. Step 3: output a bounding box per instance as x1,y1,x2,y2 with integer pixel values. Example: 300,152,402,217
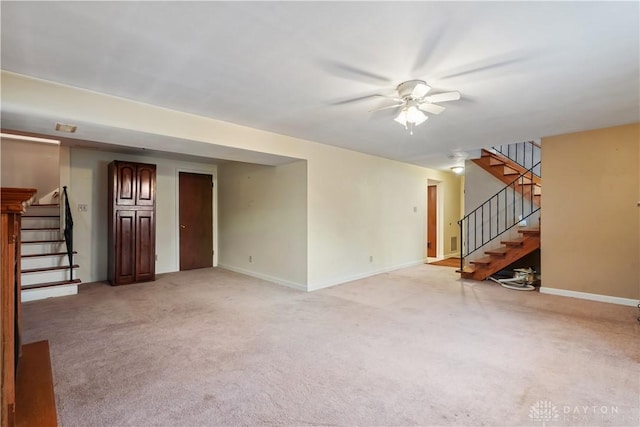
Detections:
22,265,639,426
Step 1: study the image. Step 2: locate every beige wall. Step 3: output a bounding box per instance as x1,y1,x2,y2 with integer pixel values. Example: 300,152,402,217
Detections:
541,123,639,300
218,161,308,289
69,148,217,283
3,71,462,291
0,138,59,199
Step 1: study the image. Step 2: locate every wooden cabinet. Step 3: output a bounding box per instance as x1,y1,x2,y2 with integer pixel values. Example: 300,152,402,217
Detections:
108,161,156,285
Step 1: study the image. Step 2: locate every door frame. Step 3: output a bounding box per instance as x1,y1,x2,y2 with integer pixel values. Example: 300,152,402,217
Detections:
175,167,218,269
427,179,444,259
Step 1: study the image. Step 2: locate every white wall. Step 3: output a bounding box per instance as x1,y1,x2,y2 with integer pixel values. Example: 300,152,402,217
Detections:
0,138,59,198
69,148,216,283
218,161,307,289
464,161,505,215
306,148,461,289
4,72,462,291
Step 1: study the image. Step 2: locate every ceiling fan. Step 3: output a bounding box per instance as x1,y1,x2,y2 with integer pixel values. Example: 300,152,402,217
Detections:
371,80,461,134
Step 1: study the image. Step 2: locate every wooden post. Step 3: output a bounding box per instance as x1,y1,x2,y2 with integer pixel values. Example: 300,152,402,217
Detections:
1,188,36,427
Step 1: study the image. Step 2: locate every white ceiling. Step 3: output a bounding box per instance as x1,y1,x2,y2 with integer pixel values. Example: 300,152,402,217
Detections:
1,1,638,170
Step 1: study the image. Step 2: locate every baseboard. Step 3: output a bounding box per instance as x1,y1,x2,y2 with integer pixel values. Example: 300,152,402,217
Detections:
443,251,460,258
217,264,307,292
539,287,639,307
21,284,78,302
307,259,427,292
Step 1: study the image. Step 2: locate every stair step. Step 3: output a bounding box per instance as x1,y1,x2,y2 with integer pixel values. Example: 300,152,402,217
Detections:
518,228,540,236
21,217,61,228
21,215,59,218
21,230,61,241
501,238,525,246
22,251,77,258
21,227,60,231
470,256,492,265
486,247,509,257
21,241,65,256
22,264,79,274
22,239,65,244
22,279,81,291
21,252,77,270
489,158,505,166
503,167,520,176
30,204,60,207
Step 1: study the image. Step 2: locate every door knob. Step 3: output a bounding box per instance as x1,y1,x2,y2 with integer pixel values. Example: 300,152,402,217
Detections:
180,225,186,229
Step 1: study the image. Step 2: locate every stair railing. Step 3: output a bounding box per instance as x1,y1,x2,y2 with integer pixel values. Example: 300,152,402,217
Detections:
62,186,74,281
458,162,541,272
492,140,541,177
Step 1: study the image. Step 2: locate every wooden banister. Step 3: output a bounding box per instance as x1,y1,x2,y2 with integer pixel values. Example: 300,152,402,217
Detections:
1,188,57,427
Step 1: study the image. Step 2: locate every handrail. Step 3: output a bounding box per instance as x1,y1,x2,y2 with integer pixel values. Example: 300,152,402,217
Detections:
492,140,541,176
62,186,74,281
458,162,541,272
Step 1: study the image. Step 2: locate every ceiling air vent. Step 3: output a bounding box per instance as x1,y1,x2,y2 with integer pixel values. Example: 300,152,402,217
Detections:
55,122,77,133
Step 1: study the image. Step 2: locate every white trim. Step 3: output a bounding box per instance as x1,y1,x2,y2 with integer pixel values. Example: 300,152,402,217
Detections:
218,264,306,291
21,284,78,302
175,168,218,270
308,259,427,292
540,287,639,307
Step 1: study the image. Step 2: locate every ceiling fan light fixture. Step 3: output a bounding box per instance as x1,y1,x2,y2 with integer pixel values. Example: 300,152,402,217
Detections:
394,109,407,126
394,105,428,134
406,106,427,125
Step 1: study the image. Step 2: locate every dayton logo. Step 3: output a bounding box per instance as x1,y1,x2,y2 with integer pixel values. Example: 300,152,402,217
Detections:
529,400,560,426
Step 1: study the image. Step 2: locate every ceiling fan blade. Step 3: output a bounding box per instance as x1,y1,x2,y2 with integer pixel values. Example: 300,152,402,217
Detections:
330,93,400,106
411,82,431,99
425,91,461,103
419,103,446,115
321,60,393,84
369,103,404,113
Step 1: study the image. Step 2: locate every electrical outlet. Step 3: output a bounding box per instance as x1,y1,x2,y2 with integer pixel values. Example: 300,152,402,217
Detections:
249,255,252,263
155,254,158,261
413,206,417,213
77,204,88,212
369,255,373,262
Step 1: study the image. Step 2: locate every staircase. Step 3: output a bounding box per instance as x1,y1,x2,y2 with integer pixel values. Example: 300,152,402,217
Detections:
21,196,81,302
459,142,541,281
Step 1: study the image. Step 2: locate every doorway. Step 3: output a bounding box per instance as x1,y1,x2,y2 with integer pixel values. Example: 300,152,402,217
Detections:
427,185,437,257
179,172,213,270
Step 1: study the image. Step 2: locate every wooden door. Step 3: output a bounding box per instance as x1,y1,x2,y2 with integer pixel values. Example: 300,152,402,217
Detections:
135,210,155,282
135,164,156,206
114,162,136,206
114,210,136,284
427,185,437,257
179,172,213,271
